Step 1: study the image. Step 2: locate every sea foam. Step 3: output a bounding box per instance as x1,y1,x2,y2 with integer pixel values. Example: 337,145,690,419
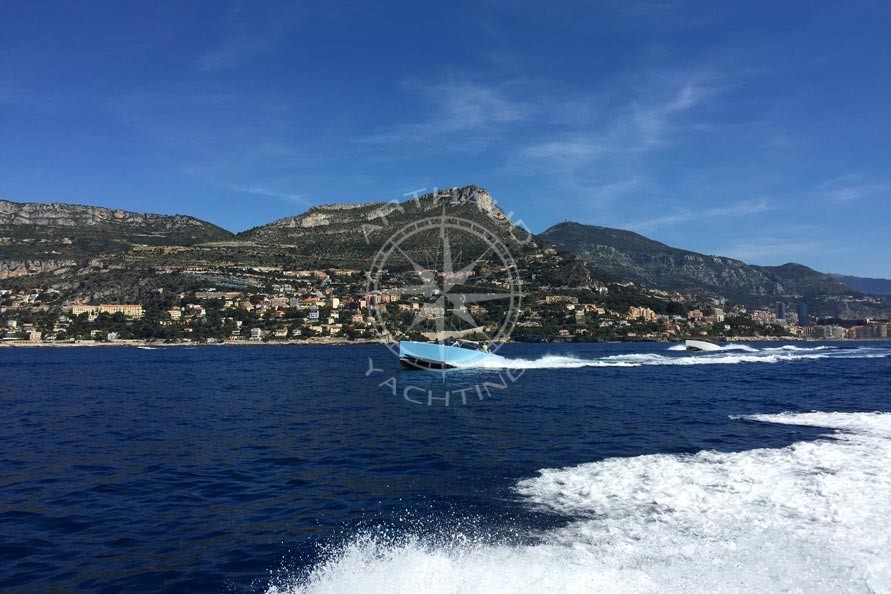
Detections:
454,344,888,370
267,412,891,594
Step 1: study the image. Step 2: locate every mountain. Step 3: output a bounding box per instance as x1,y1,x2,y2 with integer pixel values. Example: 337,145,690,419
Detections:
539,222,856,308
0,187,599,300
0,199,234,260
832,274,891,296
232,186,592,285
3,190,882,318
238,185,516,259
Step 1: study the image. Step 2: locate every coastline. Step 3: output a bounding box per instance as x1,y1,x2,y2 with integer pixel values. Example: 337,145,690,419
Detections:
1,336,882,348
0,337,382,348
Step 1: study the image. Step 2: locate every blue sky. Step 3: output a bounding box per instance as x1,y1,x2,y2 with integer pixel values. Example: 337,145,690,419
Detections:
1,1,889,276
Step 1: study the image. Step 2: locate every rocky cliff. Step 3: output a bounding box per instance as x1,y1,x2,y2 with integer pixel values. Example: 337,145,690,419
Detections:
231,185,533,268
239,185,510,242
0,199,234,258
1,200,213,230
0,259,79,280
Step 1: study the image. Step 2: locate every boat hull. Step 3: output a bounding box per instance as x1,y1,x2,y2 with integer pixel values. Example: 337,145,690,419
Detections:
398,341,505,370
685,339,722,352
399,356,453,370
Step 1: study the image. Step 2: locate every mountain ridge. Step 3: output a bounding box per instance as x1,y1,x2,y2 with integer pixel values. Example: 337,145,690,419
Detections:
0,199,232,234
0,191,883,317
237,185,509,241
832,274,891,296
0,187,596,301
539,221,858,310
0,198,234,260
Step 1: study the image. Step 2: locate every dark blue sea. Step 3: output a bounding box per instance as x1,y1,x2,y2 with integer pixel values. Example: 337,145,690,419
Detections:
2,342,890,593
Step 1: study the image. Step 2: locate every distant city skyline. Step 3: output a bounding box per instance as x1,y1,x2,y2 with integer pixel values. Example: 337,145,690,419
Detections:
1,1,889,277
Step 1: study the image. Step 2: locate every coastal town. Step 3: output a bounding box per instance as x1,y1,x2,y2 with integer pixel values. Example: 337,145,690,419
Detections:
2,266,888,346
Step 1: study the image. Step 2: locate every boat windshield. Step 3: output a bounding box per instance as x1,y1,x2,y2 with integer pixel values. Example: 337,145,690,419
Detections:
447,339,485,351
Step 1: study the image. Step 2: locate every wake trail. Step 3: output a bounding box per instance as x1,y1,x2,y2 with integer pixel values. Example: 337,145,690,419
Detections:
455,345,888,370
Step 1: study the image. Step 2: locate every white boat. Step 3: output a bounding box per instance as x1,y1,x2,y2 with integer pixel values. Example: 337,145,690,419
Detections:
399,340,506,370
685,339,722,352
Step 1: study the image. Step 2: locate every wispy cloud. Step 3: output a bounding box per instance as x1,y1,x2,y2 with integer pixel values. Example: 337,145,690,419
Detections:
523,137,606,165
197,2,298,72
631,82,713,148
353,69,723,175
356,80,531,146
108,85,311,175
228,184,310,206
719,238,852,264
522,77,717,166
816,174,890,203
586,178,646,203
622,197,773,232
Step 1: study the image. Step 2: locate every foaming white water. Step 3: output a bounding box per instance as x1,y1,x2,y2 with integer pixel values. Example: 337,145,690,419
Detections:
667,343,757,352
455,354,638,369
267,535,663,594
456,345,887,370
267,412,891,593
517,411,891,593
720,344,759,352
766,345,834,352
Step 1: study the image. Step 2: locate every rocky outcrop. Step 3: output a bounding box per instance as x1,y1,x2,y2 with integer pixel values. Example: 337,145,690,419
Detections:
238,185,511,242
0,259,78,279
421,185,505,218
262,202,397,230
2,200,202,229
0,200,234,245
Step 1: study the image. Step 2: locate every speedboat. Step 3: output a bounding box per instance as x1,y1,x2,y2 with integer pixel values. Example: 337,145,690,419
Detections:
399,340,507,370
685,339,722,352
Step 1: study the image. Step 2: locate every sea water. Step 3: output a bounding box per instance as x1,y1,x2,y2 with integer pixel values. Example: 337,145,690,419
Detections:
1,342,889,593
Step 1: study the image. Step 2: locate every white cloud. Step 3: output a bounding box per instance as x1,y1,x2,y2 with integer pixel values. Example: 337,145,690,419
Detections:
623,198,773,232
632,83,711,147
354,70,722,175
523,137,605,164
587,178,646,202
521,77,716,167
503,74,728,225
356,80,531,145
229,185,309,206
816,174,890,203
719,238,852,264
197,3,299,72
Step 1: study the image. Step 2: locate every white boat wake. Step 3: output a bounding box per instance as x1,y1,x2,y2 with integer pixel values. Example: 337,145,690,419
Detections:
666,343,758,352
453,344,888,370
266,411,891,594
